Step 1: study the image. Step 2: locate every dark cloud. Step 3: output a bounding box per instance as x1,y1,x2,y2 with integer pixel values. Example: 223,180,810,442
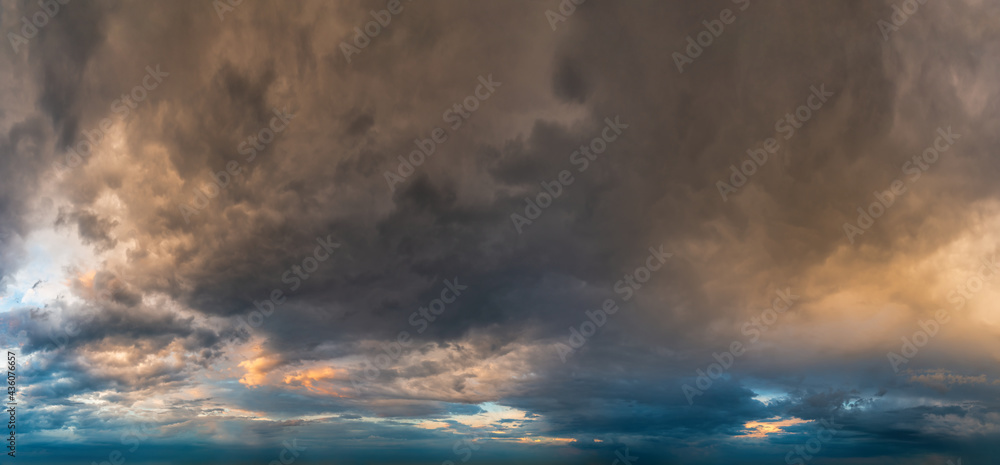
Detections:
0,0,998,463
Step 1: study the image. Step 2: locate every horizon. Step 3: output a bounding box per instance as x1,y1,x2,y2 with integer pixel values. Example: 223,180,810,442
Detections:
0,0,997,464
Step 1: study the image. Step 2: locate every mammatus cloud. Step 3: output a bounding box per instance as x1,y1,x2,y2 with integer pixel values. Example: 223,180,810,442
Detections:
0,0,997,464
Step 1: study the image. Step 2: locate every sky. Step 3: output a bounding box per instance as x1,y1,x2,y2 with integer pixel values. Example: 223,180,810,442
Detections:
0,0,997,464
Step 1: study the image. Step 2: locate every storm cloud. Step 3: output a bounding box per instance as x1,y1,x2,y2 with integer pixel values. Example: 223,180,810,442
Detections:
0,0,998,463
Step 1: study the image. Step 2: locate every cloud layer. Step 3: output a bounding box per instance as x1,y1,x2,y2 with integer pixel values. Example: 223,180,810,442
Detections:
0,0,998,463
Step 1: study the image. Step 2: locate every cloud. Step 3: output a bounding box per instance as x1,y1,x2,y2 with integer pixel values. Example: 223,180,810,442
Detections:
0,0,999,463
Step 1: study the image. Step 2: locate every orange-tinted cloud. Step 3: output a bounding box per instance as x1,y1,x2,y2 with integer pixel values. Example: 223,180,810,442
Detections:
283,366,346,397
